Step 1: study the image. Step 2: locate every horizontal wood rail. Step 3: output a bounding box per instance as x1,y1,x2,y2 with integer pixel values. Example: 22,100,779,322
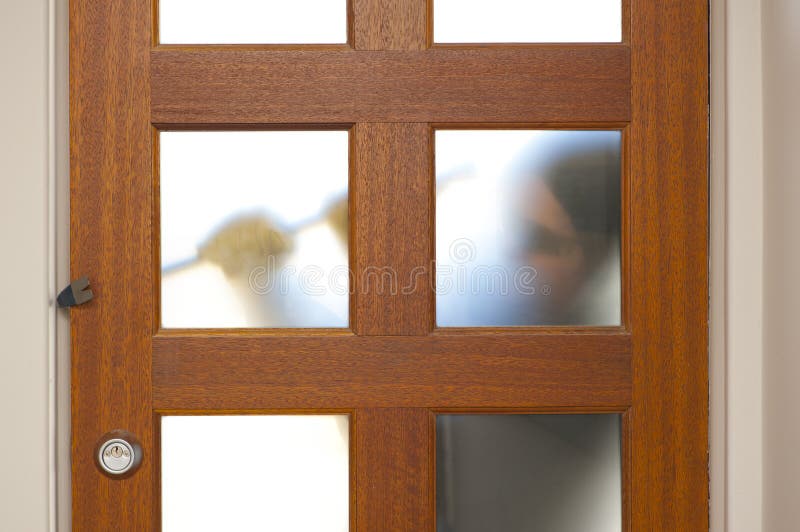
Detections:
152,332,632,409
151,46,630,124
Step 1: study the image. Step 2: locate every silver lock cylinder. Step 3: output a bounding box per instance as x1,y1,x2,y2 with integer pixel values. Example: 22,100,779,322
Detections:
98,439,135,474
94,431,143,478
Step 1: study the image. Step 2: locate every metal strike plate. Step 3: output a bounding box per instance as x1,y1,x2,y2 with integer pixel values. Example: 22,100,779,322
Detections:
94,430,143,478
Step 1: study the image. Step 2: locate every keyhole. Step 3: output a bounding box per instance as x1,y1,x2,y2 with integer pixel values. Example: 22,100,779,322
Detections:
96,433,141,477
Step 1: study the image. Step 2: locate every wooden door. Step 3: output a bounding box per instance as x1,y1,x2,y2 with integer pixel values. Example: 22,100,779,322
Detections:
70,0,708,530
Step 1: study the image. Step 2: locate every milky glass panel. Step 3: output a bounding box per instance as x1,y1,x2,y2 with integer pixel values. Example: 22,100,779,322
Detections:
436,130,621,327
162,415,349,532
437,414,621,532
159,0,347,44
160,131,349,328
434,0,621,43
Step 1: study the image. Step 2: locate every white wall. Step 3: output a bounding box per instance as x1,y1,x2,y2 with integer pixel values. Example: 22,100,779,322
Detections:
0,0,51,529
762,1,800,531
721,0,765,531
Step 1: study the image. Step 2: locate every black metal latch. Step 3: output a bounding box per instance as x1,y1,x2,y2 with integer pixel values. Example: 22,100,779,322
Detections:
57,276,94,308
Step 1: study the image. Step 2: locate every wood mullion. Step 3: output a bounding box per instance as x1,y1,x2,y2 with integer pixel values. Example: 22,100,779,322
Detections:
355,408,433,532
352,0,428,50
349,5,434,529
352,123,433,335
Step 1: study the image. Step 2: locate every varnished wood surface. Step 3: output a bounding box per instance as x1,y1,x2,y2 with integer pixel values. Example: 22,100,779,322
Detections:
71,0,708,527
629,0,709,529
353,123,433,335
152,333,632,410
352,0,428,50
355,409,433,531
70,0,154,529
151,46,631,124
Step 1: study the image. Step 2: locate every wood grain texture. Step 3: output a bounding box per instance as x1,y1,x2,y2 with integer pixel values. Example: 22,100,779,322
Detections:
353,123,433,335
70,0,154,529
629,0,709,529
151,333,632,410
355,409,433,532
71,0,709,525
353,0,428,50
151,47,631,124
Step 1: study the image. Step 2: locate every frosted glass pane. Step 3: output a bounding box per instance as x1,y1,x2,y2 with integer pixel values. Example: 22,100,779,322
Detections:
160,131,349,328
437,414,621,532
159,0,347,44
436,130,621,327
162,415,349,532
434,0,621,43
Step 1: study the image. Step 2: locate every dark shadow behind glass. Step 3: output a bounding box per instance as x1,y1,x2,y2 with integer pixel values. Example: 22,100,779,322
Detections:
436,414,622,532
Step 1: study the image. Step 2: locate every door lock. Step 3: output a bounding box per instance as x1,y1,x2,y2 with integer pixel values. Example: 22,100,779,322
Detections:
95,430,142,478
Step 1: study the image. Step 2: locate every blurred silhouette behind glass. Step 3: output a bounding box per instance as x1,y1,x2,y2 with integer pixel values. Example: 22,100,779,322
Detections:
162,415,349,532
160,131,349,328
436,130,621,326
437,414,621,532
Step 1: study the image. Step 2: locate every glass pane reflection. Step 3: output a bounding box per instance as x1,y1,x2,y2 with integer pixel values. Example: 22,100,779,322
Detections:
434,0,621,43
160,131,349,328
159,0,347,44
437,414,621,532
436,130,621,326
162,415,349,532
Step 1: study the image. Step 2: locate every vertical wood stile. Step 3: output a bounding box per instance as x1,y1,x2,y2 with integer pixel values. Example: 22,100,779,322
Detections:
629,0,709,529
70,0,154,529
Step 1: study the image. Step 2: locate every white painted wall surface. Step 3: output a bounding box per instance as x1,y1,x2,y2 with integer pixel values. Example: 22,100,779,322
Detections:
762,1,800,531
724,1,765,531
0,0,51,530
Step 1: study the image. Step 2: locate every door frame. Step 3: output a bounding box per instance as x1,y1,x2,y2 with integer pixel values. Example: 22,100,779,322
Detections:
40,0,759,530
